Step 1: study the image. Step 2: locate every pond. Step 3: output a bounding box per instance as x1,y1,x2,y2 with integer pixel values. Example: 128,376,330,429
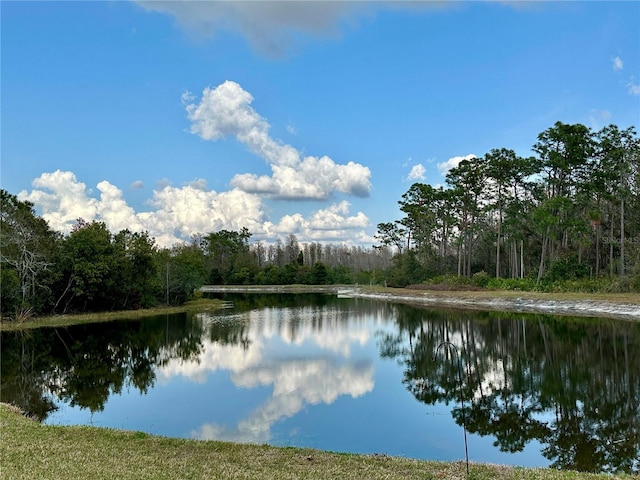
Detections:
1,293,638,474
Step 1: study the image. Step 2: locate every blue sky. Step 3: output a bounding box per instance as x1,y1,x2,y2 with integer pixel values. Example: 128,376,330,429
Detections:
2,1,639,247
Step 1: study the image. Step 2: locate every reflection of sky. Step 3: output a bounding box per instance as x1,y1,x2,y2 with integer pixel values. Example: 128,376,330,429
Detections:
192,358,373,444
157,306,377,444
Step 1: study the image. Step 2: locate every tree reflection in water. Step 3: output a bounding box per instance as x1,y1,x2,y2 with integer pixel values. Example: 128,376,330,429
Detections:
0,313,206,420
379,305,640,473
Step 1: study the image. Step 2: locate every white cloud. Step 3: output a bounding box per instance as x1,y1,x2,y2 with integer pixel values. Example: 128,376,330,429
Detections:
437,154,476,176
407,163,426,181
263,202,369,242
184,81,371,200
19,171,265,246
144,182,266,241
20,83,374,246
307,201,368,231
20,170,372,247
19,170,98,232
230,158,370,200
612,56,624,71
628,80,640,96
130,180,144,189
96,181,145,233
611,56,640,96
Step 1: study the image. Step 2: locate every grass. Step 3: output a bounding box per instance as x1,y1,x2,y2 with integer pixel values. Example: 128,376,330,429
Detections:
0,298,227,332
0,403,634,480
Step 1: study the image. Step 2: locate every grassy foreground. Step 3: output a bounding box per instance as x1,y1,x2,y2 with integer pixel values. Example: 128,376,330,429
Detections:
0,404,633,480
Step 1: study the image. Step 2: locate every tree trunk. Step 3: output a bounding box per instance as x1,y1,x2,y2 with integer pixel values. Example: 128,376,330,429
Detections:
537,229,550,284
620,197,625,276
496,204,502,278
595,223,600,277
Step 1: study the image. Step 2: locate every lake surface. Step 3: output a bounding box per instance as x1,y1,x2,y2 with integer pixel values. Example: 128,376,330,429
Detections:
1,293,638,473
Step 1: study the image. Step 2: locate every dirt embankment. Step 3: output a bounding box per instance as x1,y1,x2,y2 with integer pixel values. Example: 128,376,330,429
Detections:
349,286,640,321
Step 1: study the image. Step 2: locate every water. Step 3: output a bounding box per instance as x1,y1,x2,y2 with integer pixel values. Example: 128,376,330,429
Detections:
1,293,638,473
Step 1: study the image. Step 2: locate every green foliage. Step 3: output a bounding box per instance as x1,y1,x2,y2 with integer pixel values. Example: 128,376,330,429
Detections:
328,265,352,284
167,244,206,304
255,265,282,285
310,262,329,285
0,267,21,315
472,271,490,287
543,255,590,283
203,228,252,285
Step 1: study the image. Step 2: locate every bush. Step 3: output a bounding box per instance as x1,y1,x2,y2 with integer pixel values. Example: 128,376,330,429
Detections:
472,271,490,288
543,255,589,283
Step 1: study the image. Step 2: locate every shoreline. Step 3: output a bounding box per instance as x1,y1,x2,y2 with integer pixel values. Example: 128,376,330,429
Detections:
2,286,638,332
202,285,640,321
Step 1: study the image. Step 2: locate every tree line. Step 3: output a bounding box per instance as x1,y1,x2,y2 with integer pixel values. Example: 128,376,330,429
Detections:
375,122,640,290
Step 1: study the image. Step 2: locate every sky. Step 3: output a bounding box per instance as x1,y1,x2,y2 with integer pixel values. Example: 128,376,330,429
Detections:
2,1,639,248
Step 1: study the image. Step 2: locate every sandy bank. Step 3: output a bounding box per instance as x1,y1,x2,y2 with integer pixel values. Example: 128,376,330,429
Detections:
202,285,640,321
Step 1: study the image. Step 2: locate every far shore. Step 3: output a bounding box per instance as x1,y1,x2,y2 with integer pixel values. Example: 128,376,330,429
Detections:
2,286,638,332
202,284,640,321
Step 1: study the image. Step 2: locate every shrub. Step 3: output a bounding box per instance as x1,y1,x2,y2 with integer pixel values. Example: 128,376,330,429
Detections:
472,271,490,288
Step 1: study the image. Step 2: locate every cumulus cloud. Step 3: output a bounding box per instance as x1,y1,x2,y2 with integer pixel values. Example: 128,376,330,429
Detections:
19,171,265,246
230,158,371,200
19,82,373,246
184,81,371,200
130,180,144,189
437,154,476,176
19,170,98,232
406,163,426,181
96,181,145,233
144,181,266,241
19,171,371,247
263,201,369,242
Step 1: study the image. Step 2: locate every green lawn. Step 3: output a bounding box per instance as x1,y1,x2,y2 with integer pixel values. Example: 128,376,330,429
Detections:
0,404,634,480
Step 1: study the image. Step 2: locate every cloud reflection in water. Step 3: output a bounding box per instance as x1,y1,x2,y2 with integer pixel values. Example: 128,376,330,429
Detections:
157,307,376,444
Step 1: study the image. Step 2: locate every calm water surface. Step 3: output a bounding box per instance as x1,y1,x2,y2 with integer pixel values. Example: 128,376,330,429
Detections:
1,293,638,473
